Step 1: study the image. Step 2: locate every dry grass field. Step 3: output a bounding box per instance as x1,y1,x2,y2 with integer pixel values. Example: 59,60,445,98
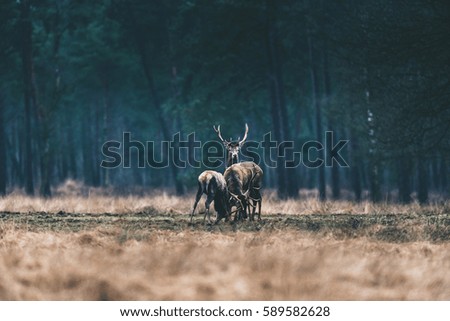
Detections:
0,183,449,300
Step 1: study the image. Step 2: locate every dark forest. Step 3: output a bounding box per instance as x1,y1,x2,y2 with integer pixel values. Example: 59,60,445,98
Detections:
0,0,449,202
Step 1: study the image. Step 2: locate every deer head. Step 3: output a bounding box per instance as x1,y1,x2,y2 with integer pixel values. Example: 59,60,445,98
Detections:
213,124,248,167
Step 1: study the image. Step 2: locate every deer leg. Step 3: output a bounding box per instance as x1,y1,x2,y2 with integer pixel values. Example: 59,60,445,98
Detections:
223,198,231,222
250,199,257,221
246,200,253,221
203,205,209,224
246,194,258,221
204,191,215,224
214,193,228,225
255,190,262,221
190,183,203,223
257,198,262,220
237,202,246,221
247,194,256,221
249,189,262,221
240,197,248,220
234,203,242,221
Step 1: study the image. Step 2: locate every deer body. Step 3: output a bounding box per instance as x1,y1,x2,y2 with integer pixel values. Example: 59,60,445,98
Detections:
224,161,263,221
237,161,263,221
190,170,230,224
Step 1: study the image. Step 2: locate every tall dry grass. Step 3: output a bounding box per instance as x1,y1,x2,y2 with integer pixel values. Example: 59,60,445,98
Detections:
0,181,448,300
0,225,448,300
1,181,449,216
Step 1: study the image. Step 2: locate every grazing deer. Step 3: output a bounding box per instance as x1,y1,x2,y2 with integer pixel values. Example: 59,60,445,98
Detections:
224,161,263,221
237,161,263,221
190,170,230,224
213,124,248,168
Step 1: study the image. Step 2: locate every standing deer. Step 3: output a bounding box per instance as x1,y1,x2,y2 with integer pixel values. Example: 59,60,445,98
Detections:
213,124,248,168
224,161,263,221
190,170,230,224
237,161,263,221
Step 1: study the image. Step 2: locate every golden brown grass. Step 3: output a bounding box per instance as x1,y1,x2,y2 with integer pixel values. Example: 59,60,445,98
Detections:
0,184,449,300
0,225,448,300
1,184,449,216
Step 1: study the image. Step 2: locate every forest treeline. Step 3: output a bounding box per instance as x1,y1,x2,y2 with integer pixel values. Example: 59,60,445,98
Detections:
0,0,448,202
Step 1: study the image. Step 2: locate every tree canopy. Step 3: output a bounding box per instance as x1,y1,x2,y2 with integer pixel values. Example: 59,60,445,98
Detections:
0,0,448,202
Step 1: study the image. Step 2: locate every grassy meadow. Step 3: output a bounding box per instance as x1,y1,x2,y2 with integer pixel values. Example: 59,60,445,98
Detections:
0,183,449,300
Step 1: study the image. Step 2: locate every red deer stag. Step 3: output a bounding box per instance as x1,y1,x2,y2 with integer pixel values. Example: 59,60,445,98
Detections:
213,124,248,168
237,161,263,221
190,170,230,224
224,161,263,221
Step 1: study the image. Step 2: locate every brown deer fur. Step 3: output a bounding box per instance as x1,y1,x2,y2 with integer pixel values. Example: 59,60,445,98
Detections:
190,170,230,224
237,161,263,220
224,161,263,221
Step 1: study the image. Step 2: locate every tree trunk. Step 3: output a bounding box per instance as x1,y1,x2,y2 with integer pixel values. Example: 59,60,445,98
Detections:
265,0,286,198
32,82,52,197
350,130,362,202
417,158,428,204
66,114,77,180
365,68,381,202
101,74,111,186
6,119,23,188
20,0,34,195
128,5,183,195
38,131,51,197
307,33,326,201
32,7,63,197
0,94,6,195
430,157,440,190
439,155,448,194
322,47,340,199
92,104,101,187
139,51,183,194
397,155,412,203
265,0,299,198
81,109,94,186
330,129,341,199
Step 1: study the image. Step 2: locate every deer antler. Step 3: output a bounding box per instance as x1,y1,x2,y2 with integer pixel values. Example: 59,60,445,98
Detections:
239,123,249,146
213,125,227,144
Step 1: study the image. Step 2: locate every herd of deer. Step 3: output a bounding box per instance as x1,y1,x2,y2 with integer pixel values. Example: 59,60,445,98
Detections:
190,124,263,225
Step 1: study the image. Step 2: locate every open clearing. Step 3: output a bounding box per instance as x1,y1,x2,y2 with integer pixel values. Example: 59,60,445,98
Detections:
0,193,449,300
